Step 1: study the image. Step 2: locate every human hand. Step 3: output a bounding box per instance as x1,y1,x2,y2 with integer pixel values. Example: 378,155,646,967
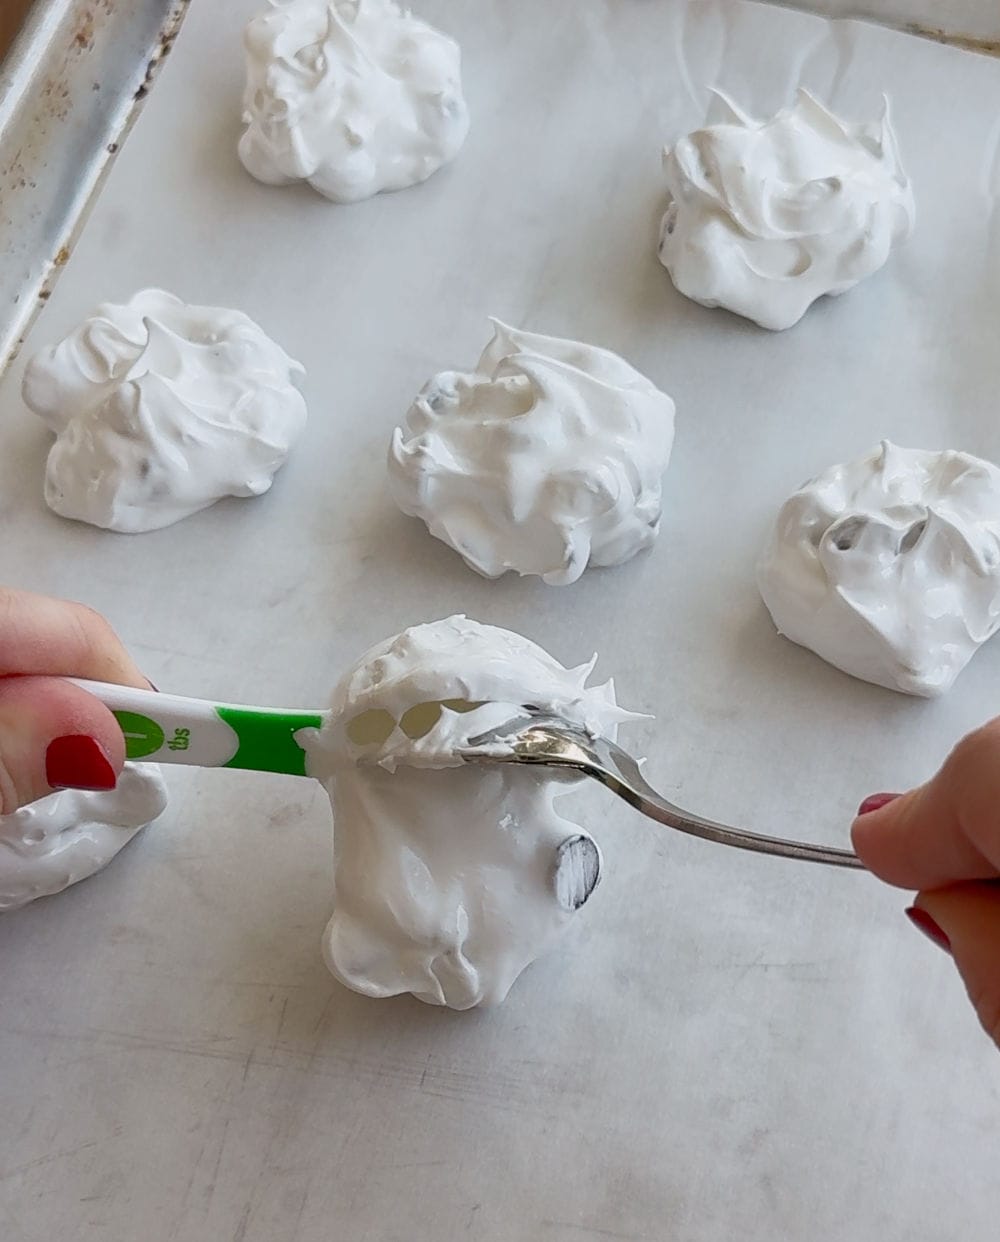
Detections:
0,587,149,814
852,720,1000,1049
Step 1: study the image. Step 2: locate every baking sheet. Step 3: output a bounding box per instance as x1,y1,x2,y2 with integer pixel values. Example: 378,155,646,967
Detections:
1,2,1000,1238
783,0,1000,45
0,0,190,370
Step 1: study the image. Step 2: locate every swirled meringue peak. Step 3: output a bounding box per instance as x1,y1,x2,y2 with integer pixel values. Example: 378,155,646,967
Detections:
658,90,915,330
758,442,1000,697
238,0,469,203
0,766,167,912
300,615,638,1008
22,289,307,533
388,321,676,585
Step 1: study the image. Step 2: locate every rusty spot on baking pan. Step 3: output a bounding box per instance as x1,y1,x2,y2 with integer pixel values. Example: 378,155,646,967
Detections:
905,23,1000,57
75,12,95,50
134,0,190,101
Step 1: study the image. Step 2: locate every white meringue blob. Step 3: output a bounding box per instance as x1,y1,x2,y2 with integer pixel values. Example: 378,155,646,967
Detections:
0,765,168,912
658,89,915,330
388,322,675,585
22,288,307,533
239,0,469,203
301,615,637,1009
758,442,1000,697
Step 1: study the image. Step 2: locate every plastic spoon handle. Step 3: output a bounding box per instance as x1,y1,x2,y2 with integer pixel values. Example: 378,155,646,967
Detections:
68,679,324,776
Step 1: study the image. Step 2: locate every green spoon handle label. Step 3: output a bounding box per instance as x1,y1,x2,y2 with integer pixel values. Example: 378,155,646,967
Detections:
67,678,323,777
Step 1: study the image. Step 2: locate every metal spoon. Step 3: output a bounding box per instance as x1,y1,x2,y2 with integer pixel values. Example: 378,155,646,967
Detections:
459,714,865,870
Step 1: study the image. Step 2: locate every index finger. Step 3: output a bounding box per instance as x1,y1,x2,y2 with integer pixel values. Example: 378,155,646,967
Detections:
0,587,148,688
851,719,1000,890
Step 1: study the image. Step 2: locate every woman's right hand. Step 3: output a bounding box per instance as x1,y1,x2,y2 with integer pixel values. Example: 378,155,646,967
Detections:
852,719,1000,1049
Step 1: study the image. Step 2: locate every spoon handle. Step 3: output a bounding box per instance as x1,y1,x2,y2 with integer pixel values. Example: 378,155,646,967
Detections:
67,679,323,776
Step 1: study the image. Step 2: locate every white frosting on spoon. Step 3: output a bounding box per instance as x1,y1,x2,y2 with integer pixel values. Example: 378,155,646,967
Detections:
658,90,914,331
302,615,637,1009
0,765,167,912
388,322,675,585
239,0,469,203
23,288,307,533
757,442,1000,697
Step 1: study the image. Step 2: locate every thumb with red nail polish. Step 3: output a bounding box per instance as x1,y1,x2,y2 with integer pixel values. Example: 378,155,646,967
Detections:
0,677,125,813
0,587,150,815
851,718,1000,1050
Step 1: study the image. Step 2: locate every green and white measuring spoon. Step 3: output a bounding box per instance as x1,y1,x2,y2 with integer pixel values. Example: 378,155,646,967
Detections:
69,679,325,777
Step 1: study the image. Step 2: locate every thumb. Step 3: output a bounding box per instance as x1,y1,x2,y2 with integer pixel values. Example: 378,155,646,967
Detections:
851,719,1000,890
0,676,126,815
915,884,1000,1050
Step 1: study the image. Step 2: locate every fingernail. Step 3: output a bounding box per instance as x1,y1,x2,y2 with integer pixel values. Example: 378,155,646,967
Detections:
905,906,952,955
46,735,117,792
857,792,901,816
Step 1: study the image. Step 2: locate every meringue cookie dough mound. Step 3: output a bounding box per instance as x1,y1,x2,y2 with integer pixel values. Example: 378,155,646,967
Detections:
23,289,307,533
239,0,469,204
388,322,676,585
300,615,637,1009
0,765,168,911
758,442,1000,697
658,90,914,331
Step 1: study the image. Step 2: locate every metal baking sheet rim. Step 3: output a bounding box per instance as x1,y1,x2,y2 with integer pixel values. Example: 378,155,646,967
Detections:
0,0,191,378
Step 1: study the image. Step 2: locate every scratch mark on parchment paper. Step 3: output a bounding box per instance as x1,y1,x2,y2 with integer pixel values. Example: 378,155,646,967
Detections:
271,996,290,1054
203,1117,233,1210
418,1050,433,1089
709,956,837,974
232,1202,252,1242
225,1119,306,1241
165,1124,212,1242
371,1159,447,1174
0,1135,105,1182
541,1221,642,1241
310,989,337,1034
701,956,837,989
289,1180,311,1240
0,1021,584,1119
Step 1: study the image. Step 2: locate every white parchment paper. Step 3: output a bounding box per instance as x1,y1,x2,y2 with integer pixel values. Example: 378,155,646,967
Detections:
1,3,999,1239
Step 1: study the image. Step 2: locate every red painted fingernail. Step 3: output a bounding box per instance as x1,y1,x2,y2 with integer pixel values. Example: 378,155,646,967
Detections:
45,735,117,792
905,906,952,955
857,792,900,816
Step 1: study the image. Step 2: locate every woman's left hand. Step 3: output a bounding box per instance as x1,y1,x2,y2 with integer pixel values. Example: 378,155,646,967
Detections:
0,587,150,814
